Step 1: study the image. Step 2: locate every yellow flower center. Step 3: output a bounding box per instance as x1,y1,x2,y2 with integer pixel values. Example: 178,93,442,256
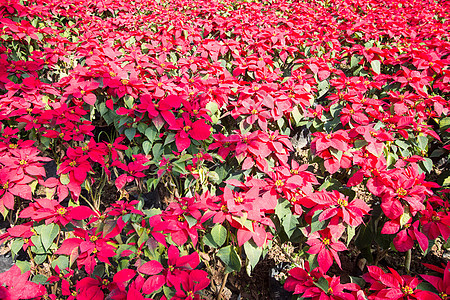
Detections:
19,160,27,165
402,286,413,295
57,207,67,215
90,236,98,242
322,238,330,245
396,187,407,197
69,161,77,167
432,215,441,222
251,109,258,115
234,196,243,203
337,198,348,207
275,180,284,187
183,125,191,132
121,79,129,85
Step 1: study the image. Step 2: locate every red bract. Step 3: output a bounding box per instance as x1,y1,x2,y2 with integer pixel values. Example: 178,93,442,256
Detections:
112,155,149,190
157,196,203,246
64,79,99,105
421,261,450,300
367,165,434,222
164,245,201,287
76,276,120,300
167,112,211,152
284,262,323,297
138,260,165,294
57,147,93,198
392,220,428,252
307,228,347,273
420,202,450,240
55,228,117,274
172,270,210,300
363,266,439,300
19,198,93,226
0,265,46,300
306,190,370,227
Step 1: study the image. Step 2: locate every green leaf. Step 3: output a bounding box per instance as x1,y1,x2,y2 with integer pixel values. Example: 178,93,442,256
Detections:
314,277,329,292
395,140,409,150
30,235,45,254
275,199,291,219
346,225,356,246
317,80,329,98
282,214,299,238
15,260,31,273
41,223,60,251
163,285,176,299
51,255,69,271
310,210,326,233
60,173,70,185
354,140,368,149
417,135,428,151
443,174,450,187
211,224,227,247
217,245,241,273
371,60,381,74
145,126,158,142
243,241,262,275
439,117,450,130
351,55,362,68
32,274,48,284
11,239,24,257
152,143,162,161
137,122,147,133
291,106,303,126
417,282,438,293
206,101,219,115
125,128,136,141
232,215,253,231
350,276,366,289
420,158,433,173
184,215,197,228
203,233,220,248
34,254,47,265
329,148,343,161
329,103,342,118
143,141,151,155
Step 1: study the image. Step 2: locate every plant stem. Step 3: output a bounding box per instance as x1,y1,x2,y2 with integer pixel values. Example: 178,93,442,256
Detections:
217,272,229,300
405,249,412,274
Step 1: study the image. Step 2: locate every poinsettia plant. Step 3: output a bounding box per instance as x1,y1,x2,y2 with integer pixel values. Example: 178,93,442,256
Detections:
0,0,450,299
